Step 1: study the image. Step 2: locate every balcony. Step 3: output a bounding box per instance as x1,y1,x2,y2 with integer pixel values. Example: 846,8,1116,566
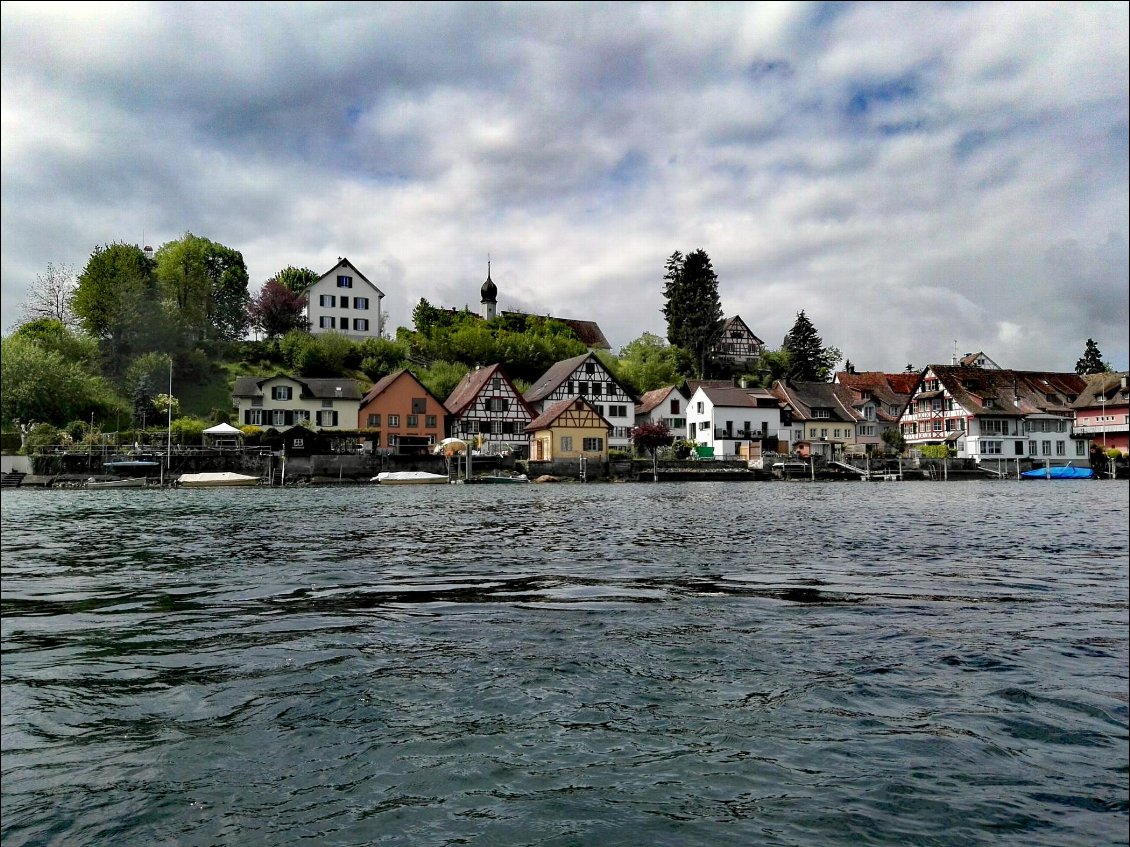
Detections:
713,428,766,440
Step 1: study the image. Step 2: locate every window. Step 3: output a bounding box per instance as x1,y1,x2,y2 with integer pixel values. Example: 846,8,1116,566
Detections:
696,401,704,413
670,400,680,414
354,319,368,331
271,386,292,400
492,377,502,391
833,429,841,439
245,409,263,425
316,410,338,427
294,410,310,423
411,398,427,414
1029,440,1038,455
933,420,943,431
319,316,335,329
1076,441,1086,456
367,414,380,427
579,382,589,396
388,415,399,428
426,415,436,428
292,438,304,449
813,409,830,419
983,440,1002,454
251,397,263,407
354,297,369,309
501,421,516,434
567,381,575,394
484,397,510,412
608,405,627,417
406,415,418,427
340,299,349,310
1015,441,1025,455
585,362,596,375
321,399,333,408
271,410,287,426
319,294,336,307
583,437,604,451
594,405,604,416
1041,441,1051,455
593,382,604,397
560,436,573,451
820,428,828,439
809,428,817,438
337,275,352,288
699,421,709,431
1056,442,1065,456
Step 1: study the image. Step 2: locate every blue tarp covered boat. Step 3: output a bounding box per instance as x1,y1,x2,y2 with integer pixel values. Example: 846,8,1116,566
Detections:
1019,465,1096,480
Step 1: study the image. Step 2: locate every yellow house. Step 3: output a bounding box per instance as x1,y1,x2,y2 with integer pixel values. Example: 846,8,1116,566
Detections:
526,397,612,462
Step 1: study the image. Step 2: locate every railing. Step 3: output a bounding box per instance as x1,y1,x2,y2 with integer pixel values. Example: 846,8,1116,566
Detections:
712,429,766,439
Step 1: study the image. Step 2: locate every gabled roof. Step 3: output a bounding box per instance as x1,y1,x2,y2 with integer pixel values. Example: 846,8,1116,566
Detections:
443,363,536,418
309,257,385,297
360,368,446,408
523,352,636,404
834,371,916,420
922,365,1087,416
1074,371,1130,409
636,385,686,415
526,396,612,432
696,386,762,409
771,380,859,422
719,315,764,345
232,374,363,400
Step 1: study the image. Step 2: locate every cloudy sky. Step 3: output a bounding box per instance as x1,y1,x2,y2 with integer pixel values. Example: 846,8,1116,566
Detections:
2,1,1127,372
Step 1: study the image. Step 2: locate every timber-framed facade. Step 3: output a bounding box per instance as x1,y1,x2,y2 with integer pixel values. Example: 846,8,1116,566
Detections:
524,352,637,448
444,363,537,453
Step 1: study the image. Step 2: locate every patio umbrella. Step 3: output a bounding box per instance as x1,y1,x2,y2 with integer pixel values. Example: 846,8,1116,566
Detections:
434,437,469,455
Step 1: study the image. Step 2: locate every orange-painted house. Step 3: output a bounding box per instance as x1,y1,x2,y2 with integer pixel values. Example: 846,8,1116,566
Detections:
358,369,448,454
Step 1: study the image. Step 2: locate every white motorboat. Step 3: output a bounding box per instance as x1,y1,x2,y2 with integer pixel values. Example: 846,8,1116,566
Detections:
372,471,450,485
177,472,261,488
86,477,147,489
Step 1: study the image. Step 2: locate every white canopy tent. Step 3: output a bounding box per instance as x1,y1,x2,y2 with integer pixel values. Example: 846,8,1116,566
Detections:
203,422,244,448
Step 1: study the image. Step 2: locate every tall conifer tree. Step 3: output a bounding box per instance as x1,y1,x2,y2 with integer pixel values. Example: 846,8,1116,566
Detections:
1075,338,1110,375
661,248,723,378
782,310,837,382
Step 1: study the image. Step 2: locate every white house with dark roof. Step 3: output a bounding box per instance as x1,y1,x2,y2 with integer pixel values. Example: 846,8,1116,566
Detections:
686,385,787,459
305,257,384,341
634,385,689,433
232,375,363,430
524,352,637,448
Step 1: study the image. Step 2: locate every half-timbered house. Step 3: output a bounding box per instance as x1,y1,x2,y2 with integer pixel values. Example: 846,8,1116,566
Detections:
444,363,537,454
709,316,764,371
524,352,637,449
526,397,612,463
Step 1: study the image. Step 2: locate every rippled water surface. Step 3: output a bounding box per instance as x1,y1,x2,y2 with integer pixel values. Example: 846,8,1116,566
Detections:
2,481,1127,846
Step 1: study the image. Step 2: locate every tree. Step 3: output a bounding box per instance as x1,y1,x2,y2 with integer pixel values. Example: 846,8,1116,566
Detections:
1,335,123,428
782,311,839,382
1075,338,1111,375
275,266,318,295
616,332,691,393
154,232,250,342
15,262,79,330
881,427,906,455
72,242,165,376
11,318,99,368
631,421,675,482
250,278,307,338
661,249,724,378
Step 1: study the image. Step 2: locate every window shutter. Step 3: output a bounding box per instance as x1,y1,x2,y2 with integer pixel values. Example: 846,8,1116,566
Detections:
332,411,339,426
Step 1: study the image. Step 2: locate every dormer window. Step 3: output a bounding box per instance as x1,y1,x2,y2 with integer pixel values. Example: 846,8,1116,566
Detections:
337,275,353,288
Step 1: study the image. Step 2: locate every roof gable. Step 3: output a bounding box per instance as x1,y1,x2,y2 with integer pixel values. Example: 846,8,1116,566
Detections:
524,352,635,403
308,257,385,298
526,396,612,432
360,369,445,408
444,364,536,417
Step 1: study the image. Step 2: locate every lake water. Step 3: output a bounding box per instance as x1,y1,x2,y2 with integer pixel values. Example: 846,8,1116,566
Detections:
1,481,1127,847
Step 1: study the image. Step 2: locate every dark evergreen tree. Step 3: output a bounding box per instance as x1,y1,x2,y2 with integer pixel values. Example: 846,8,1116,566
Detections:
1075,338,1110,375
661,248,723,378
782,310,837,382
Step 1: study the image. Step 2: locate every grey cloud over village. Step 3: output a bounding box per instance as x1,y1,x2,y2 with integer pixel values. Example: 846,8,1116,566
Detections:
2,1,1127,371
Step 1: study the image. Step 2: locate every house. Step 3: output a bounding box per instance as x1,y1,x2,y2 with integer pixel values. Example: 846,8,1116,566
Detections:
833,370,918,452
898,366,1088,465
958,351,1002,369
232,375,363,430
634,385,689,434
304,257,385,341
526,396,612,463
524,352,637,449
686,385,787,460
357,369,448,454
444,363,537,454
709,316,764,372
1072,371,1129,455
770,380,860,461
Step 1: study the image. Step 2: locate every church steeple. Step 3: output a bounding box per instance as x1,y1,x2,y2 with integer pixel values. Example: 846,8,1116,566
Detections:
480,258,497,321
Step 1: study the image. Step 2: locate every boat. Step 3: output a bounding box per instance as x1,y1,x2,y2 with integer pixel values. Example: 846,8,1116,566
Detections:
470,474,535,487
86,477,147,489
372,471,451,485
176,471,261,488
1020,465,1096,480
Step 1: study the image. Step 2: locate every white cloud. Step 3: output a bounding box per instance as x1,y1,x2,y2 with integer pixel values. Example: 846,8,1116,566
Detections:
2,1,1126,369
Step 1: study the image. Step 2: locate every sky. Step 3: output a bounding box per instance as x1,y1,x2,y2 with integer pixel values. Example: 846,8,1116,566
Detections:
2,1,1127,373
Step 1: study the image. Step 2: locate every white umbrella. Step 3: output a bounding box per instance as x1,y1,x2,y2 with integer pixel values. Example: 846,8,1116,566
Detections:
434,437,468,455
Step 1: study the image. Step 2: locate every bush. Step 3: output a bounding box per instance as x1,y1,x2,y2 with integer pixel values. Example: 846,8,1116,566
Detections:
671,439,695,460
170,417,206,445
23,423,64,454
0,431,22,453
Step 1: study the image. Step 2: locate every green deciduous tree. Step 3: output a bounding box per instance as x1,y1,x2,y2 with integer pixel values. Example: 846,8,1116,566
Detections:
275,266,318,295
782,311,839,382
615,332,691,393
661,249,724,379
1,335,123,428
155,232,250,342
73,242,165,376
1075,338,1111,375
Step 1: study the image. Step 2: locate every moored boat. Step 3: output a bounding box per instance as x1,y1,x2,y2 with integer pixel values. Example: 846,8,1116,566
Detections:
372,471,450,485
1019,465,1096,480
177,471,261,488
86,477,147,489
